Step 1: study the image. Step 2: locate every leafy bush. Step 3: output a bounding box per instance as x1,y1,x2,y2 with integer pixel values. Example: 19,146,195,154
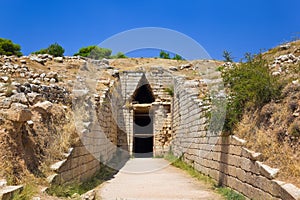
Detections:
173,54,184,60
160,50,184,60
33,42,64,57
222,54,282,133
74,46,111,59
159,50,170,59
110,52,127,58
47,43,65,57
0,38,22,56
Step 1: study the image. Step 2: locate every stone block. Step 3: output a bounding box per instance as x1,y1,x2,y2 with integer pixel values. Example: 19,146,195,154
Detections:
0,185,23,200
239,157,260,174
281,183,300,200
229,135,246,146
60,170,73,183
235,168,247,182
47,174,61,185
50,159,67,173
72,166,82,178
241,147,262,161
71,157,80,169
256,161,279,179
228,145,242,156
227,154,240,167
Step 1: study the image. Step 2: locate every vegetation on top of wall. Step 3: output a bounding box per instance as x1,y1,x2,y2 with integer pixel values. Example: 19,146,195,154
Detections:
221,53,283,133
0,38,22,56
32,42,65,57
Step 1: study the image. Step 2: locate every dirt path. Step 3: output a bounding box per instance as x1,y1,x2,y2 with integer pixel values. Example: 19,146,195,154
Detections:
97,158,223,200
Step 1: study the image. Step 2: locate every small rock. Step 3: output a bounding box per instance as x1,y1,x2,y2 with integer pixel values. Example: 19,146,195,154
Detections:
0,76,9,83
27,120,34,126
33,101,53,113
101,58,109,65
49,78,56,83
169,66,178,71
40,73,46,79
30,56,46,64
26,92,43,104
279,55,289,62
6,103,32,122
54,57,63,63
47,71,58,79
292,80,299,85
32,79,41,85
81,190,96,200
180,63,192,70
10,93,28,104
272,71,281,76
293,112,299,117
20,59,27,64
279,43,291,50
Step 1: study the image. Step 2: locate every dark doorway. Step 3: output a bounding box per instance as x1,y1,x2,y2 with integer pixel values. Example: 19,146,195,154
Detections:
134,136,153,157
132,74,155,158
133,113,153,158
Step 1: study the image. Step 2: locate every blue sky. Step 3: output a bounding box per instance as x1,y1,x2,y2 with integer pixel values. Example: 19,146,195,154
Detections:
1,0,299,60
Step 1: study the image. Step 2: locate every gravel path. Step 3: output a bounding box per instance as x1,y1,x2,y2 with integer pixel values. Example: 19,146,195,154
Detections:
98,158,223,200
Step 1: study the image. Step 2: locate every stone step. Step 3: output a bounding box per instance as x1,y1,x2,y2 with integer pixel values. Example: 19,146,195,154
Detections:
0,185,23,200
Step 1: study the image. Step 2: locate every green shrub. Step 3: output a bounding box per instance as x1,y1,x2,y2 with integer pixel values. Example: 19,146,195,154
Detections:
159,50,170,59
0,38,22,56
110,52,127,58
164,86,174,97
222,53,282,133
33,42,64,57
173,54,184,60
47,43,65,57
74,46,112,59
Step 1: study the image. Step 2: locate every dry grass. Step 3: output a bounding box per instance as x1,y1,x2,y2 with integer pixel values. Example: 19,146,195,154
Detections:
235,109,300,187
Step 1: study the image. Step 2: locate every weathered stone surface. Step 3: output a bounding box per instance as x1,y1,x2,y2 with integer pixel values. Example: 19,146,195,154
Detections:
26,92,43,104
241,147,262,161
256,161,279,179
281,183,300,200
50,159,67,172
54,57,63,63
47,174,61,185
81,189,96,200
10,93,28,104
6,103,32,122
0,185,23,200
32,101,53,113
0,180,7,188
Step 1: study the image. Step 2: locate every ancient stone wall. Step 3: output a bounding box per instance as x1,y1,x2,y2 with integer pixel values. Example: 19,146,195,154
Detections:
49,87,120,185
171,77,300,200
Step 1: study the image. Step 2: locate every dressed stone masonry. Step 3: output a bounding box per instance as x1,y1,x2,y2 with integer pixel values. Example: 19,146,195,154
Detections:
45,60,300,200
